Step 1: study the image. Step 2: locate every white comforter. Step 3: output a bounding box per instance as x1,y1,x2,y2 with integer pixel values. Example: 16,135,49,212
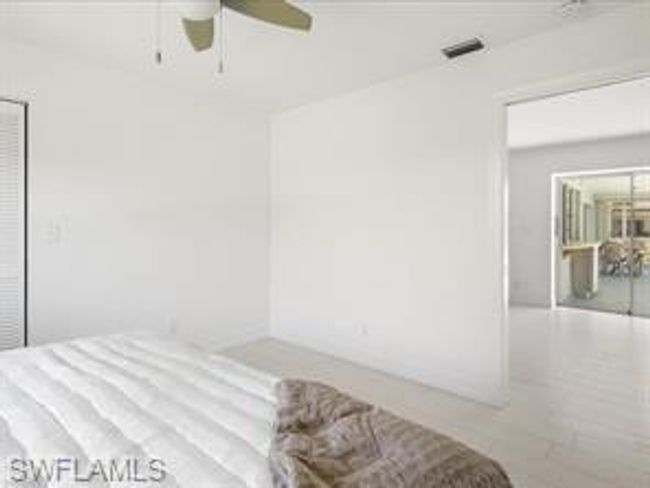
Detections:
0,333,279,488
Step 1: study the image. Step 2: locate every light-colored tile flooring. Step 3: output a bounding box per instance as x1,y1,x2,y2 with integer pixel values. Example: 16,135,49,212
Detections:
225,307,650,488
562,273,650,317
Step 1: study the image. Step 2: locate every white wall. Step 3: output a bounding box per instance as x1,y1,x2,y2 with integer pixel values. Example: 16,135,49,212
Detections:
270,5,650,404
0,40,270,349
509,134,650,308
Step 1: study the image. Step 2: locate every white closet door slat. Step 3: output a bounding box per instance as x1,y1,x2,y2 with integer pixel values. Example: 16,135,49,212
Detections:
0,101,25,351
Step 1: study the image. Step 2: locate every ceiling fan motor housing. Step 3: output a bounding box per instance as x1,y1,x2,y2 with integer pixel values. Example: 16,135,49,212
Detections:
178,1,221,21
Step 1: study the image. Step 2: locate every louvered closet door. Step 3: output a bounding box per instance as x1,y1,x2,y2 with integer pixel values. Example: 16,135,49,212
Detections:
0,101,26,350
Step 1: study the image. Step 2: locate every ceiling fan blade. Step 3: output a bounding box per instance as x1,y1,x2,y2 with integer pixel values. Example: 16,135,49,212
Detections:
222,0,312,31
182,17,215,51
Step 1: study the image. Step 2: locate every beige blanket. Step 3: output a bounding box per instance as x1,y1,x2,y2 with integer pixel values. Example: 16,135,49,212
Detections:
270,380,513,488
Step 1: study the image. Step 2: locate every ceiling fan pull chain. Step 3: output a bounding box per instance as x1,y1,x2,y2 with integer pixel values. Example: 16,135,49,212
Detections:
218,0,225,74
155,0,163,64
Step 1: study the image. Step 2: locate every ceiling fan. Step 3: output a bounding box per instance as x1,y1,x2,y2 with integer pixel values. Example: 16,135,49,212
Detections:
178,0,313,52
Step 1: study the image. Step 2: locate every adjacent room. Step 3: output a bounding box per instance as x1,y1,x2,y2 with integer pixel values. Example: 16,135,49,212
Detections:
1,1,649,487
509,76,650,317
555,171,650,316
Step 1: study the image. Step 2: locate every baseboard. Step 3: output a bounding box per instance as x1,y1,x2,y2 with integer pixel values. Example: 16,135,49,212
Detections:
269,331,508,408
194,323,269,352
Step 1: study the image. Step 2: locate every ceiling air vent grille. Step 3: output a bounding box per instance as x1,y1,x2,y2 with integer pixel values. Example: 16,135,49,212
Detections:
442,38,484,59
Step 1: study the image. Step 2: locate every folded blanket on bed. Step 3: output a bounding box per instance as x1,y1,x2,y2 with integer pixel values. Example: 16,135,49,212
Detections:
269,380,512,488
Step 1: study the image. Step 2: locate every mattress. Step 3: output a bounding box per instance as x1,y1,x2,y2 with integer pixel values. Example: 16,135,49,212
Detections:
0,333,279,488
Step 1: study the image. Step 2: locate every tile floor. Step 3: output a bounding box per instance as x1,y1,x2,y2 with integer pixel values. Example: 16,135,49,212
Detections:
225,306,650,488
561,273,650,317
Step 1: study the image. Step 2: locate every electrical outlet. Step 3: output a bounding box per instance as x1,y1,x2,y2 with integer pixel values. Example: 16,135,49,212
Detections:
168,318,180,336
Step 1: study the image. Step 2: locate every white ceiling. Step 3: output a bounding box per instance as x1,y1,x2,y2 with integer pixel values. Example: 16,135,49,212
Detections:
0,1,623,114
508,76,650,149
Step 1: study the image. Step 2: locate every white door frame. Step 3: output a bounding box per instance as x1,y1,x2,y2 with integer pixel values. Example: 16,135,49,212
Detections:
492,61,649,405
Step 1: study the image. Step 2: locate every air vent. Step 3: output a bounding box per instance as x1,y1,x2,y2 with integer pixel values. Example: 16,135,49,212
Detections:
556,0,588,15
442,38,485,59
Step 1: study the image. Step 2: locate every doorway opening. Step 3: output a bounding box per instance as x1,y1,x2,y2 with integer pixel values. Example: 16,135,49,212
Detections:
506,75,650,318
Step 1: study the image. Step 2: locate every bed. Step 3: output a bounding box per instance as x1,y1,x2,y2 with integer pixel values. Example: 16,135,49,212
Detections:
0,333,277,487
0,334,512,488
